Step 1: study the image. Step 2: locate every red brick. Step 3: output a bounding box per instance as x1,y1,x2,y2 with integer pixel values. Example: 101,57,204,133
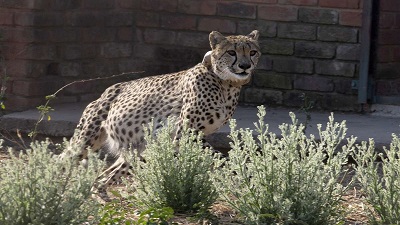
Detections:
379,12,396,28
63,44,98,60
10,61,47,78
0,11,13,25
59,62,81,77
380,0,400,12
178,0,216,15
101,42,132,58
141,0,178,12
278,23,316,40
334,79,353,94
19,45,57,60
278,0,317,6
176,32,209,48
319,0,360,9
393,46,400,61
143,28,176,44
81,60,119,77
84,0,115,9
0,27,44,43
13,80,60,97
81,27,116,43
217,2,256,19
315,60,356,77
238,0,277,3
118,27,134,41
67,12,104,27
64,81,96,94
51,0,81,10
6,60,38,78
258,5,298,21
161,15,197,30
4,95,45,111
135,12,159,27
14,12,64,26
0,0,49,9
340,10,362,27
378,29,400,45
50,28,78,42
132,44,156,59
395,13,400,28
376,80,392,95
294,75,334,92
198,18,236,33
117,0,140,9
105,12,134,26
1,43,29,60
377,46,394,62
274,57,314,74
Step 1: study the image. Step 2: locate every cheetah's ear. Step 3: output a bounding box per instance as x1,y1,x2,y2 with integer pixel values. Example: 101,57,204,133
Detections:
209,31,226,49
247,30,259,41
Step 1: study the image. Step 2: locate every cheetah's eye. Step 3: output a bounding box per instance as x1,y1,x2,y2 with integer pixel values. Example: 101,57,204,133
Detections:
227,50,236,56
250,50,258,56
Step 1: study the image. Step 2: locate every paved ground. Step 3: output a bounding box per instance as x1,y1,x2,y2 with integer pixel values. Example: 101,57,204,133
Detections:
1,102,399,150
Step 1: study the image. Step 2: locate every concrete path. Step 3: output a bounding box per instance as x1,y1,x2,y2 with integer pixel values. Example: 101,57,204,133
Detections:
1,102,399,150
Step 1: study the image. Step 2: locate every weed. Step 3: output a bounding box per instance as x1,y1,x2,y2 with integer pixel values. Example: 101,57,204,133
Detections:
124,118,218,215
136,207,175,225
99,190,176,225
212,106,355,224
299,92,315,131
0,56,7,115
0,139,104,225
29,72,140,141
353,134,400,224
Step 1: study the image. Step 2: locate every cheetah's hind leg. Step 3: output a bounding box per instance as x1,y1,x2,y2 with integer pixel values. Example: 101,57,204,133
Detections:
94,156,133,201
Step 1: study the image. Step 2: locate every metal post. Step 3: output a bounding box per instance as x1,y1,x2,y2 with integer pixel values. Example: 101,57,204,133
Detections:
358,0,373,104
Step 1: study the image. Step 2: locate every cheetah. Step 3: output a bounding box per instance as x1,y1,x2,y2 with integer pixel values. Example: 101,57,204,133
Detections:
67,30,261,199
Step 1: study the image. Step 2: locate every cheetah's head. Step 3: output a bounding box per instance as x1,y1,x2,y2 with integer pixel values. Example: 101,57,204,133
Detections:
208,30,261,85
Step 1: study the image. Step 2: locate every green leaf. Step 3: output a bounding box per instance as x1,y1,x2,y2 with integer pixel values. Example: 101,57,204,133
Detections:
45,94,56,100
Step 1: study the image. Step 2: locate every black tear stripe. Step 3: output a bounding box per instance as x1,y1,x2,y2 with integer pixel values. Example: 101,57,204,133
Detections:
231,54,237,66
230,43,237,66
250,57,255,65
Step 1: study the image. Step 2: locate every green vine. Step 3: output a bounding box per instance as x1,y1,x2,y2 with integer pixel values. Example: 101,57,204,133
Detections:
28,71,142,141
299,92,315,132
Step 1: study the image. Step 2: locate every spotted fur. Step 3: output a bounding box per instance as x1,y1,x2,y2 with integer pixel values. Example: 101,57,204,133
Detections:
66,30,261,200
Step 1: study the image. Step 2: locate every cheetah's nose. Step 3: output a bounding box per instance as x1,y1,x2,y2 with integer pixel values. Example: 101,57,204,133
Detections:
238,63,251,70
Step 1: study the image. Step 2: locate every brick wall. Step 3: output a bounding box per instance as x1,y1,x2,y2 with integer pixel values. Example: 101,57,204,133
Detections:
128,0,364,111
0,0,140,111
374,0,400,104
0,0,395,112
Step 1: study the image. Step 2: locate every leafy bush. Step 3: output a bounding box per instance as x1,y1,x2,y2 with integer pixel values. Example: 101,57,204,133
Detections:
353,134,400,224
125,118,218,214
211,106,355,224
0,139,104,225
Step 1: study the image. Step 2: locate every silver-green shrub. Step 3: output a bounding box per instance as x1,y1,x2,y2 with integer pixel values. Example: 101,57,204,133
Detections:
124,119,218,214
353,134,400,224
0,139,104,225
212,106,355,224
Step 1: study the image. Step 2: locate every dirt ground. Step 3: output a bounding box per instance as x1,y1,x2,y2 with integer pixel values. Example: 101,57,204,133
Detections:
0,134,371,224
